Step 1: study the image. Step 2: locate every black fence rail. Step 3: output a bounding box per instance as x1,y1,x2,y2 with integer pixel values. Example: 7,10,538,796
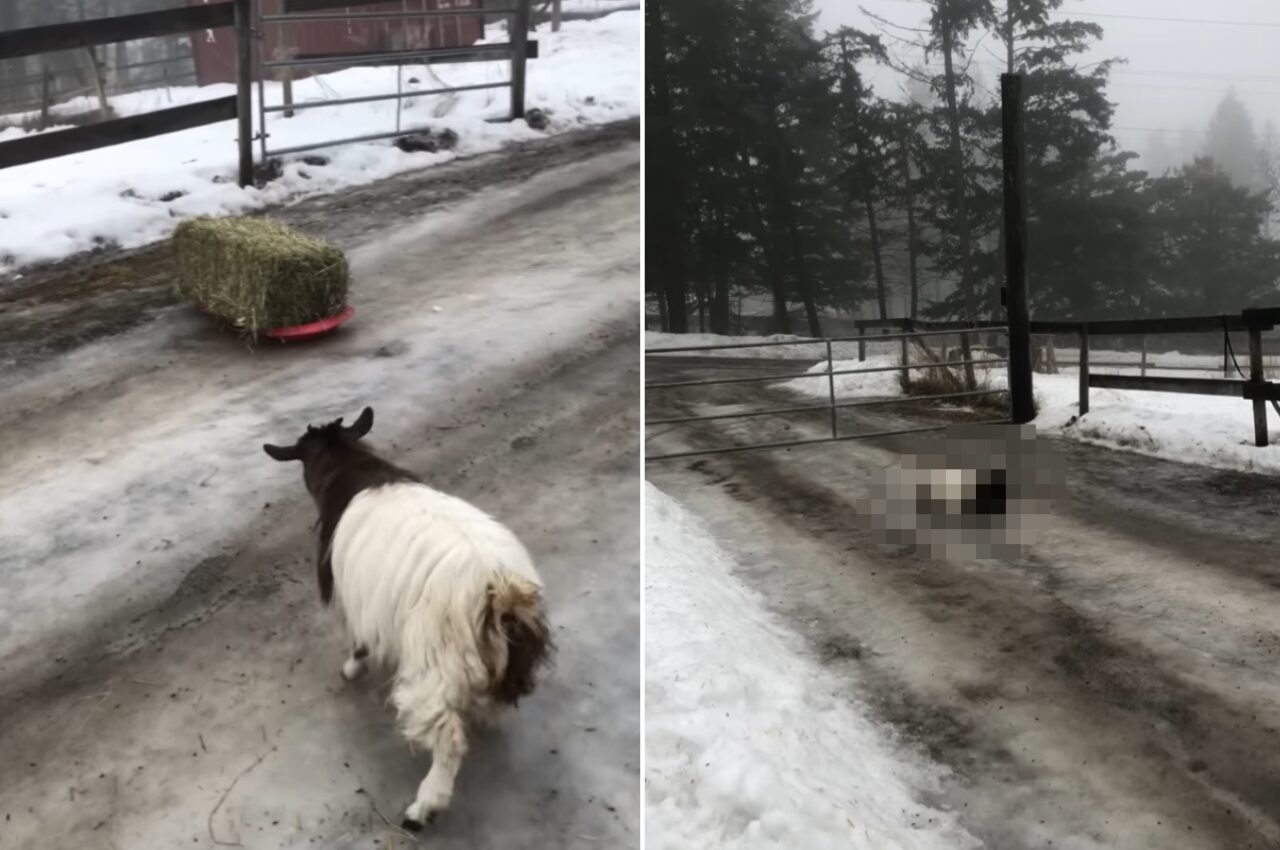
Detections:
0,0,253,184
0,0,536,184
822,309,1280,448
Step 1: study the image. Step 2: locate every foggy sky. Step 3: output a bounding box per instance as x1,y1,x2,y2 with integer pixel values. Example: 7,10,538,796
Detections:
816,0,1280,166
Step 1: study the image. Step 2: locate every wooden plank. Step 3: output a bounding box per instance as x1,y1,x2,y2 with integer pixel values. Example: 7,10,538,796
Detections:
0,96,237,170
1242,307,1280,331
1242,382,1280,401
1087,315,1242,335
0,4,234,61
1033,315,1247,335
1089,374,1247,397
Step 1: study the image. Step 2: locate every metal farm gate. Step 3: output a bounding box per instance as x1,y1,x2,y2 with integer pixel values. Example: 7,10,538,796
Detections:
0,0,534,184
252,0,533,161
645,325,1016,462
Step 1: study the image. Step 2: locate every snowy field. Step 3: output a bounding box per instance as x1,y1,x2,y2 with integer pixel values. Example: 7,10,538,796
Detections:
0,11,639,273
645,482,978,850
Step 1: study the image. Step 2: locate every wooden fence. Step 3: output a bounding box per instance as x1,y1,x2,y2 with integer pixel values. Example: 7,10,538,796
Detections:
842,310,1280,448
0,0,536,187
0,2,253,184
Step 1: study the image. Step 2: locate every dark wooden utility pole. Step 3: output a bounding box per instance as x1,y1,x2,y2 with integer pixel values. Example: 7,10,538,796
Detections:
1001,73,1034,424
1247,316,1268,447
234,0,253,187
510,0,531,120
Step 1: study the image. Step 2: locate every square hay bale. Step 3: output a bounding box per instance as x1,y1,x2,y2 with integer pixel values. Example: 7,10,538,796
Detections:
172,216,348,335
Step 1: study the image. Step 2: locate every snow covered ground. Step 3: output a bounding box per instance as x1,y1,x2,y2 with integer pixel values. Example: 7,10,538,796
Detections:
0,142,638,692
0,12,639,273
776,354,907,398
780,355,1280,476
644,482,979,850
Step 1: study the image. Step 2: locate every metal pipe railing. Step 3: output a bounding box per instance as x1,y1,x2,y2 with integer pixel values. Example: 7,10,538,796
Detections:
646,325,1010,355
645,420,1014,462
262,42,515,70
262,81,506,114
646,389,1009,427
261,8,512,23
645,358,1007,390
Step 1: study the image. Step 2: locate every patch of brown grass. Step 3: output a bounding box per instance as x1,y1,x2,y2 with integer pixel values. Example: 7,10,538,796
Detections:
899,355,1010,417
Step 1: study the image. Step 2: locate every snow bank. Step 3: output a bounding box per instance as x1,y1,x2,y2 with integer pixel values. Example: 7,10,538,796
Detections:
0,12,639,273
1034,372,1280,475
775,356,907,399
645,482,978,850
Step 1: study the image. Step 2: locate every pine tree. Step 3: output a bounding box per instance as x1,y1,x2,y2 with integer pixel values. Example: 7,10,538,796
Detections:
1203,89,1265,192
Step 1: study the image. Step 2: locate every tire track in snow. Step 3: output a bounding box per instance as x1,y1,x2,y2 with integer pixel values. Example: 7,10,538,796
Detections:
646,357,1280,850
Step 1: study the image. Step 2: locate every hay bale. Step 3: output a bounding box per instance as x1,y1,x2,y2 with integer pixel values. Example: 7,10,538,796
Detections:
173,216,348,335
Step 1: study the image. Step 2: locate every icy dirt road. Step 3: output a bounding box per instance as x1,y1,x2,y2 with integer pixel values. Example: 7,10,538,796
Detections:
646,355,1280,850
0,124,639,849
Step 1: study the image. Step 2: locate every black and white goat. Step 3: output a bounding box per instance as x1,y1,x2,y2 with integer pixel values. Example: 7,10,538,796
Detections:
263,407,553,830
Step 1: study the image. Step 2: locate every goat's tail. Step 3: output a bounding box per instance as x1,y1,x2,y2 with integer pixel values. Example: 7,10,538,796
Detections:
483,574,554,706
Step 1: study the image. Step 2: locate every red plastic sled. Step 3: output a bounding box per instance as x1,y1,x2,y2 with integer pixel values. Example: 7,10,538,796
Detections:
263,305,355,341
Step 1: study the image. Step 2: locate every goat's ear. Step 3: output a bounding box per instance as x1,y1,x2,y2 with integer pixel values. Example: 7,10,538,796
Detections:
346,407,374,440
263,443,301,462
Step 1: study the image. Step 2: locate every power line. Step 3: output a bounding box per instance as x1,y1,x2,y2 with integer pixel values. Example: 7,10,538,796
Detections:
1067,10,1280,28
912,58,1280,85
1113,125,1279,138
1108,81,1280,98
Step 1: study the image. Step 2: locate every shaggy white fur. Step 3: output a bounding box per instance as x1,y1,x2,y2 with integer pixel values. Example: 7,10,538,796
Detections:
329,482,546,826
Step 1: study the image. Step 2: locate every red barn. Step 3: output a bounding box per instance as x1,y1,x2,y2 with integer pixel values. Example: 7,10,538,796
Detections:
190,0,487,86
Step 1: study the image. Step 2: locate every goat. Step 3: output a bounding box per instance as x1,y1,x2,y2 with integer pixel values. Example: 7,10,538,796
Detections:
263,407,554,829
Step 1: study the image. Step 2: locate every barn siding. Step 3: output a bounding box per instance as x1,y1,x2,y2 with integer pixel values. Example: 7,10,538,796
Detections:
189,0,485,86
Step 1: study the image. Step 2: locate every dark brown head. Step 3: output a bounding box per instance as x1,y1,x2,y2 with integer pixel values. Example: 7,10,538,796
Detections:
264,406,417,605
263,407,376,498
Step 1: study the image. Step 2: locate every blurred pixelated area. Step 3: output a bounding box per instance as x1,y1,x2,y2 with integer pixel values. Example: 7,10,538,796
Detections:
857,423,1067,560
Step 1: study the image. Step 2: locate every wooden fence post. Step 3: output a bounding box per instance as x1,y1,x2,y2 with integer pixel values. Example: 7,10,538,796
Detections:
826,339,838,439
1224,326,1231,378
234,0,253,188
1078,324,1089,416
1249,325,1268,448
510,0,531,120
858,325,866,362
1140,334,1147,378
900,332,909,387
1001,73,1035,424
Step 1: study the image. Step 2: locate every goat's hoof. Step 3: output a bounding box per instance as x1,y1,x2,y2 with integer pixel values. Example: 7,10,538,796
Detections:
402,803,440,829
341,657,368,682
